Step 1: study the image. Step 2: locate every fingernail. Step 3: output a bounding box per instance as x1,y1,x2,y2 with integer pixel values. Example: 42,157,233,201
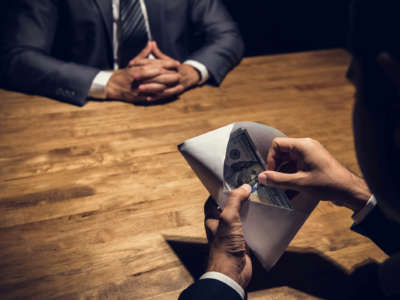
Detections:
241,184,252,193
258,173,267,185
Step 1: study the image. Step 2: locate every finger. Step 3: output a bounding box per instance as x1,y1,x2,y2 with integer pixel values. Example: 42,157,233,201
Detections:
128,42,153,65
130,58,155,66
141,72,181,86
266,137,306,171
132,59,180,71
146,84,184,101
119,91,147,103
130,66,164,81
151,41,169,60
138,82,166,94
205,218,219,244
151,41,181,65
259,170,306,191
267,138,295,169
267,138,288,171
220,185,251,223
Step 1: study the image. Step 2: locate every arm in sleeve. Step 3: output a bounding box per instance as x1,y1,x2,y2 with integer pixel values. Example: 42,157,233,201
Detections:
187,0,244,85
351,204,400,256
178,277,243,300
0,0,100,106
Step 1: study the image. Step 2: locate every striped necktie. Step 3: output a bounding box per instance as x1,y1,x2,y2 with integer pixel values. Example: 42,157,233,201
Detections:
119,0,148,68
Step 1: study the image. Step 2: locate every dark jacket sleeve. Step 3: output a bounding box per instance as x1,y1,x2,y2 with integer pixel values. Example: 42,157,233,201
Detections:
351,206,400,256
178,278,242,300
187,0,244,85
0,0,99,106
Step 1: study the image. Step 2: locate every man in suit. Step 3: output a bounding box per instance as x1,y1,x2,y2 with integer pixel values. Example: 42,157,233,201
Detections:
0,0,244,106
179,1,400,299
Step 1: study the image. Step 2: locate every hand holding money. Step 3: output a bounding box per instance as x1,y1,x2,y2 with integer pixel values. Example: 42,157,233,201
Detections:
224,128,292,210
258,137,371,213
205,185,253,289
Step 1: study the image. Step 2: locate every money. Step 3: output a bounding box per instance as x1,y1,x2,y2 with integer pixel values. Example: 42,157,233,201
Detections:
224,128,293,210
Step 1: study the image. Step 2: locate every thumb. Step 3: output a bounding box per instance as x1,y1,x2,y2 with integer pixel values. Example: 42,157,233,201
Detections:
259,170,305,191
151,41,167,59
151,41,180,64
221,184,251,223
128,41,153,66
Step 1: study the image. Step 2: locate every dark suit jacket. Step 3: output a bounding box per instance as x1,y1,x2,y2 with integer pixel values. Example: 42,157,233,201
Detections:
0,0,244,106
179,206,400,299
178,278,242,300
348,206,400,299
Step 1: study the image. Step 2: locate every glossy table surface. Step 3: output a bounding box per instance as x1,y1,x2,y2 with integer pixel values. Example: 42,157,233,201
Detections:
0,49,387,299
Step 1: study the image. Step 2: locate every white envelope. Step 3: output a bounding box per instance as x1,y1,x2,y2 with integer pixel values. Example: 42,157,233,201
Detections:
178,122,318,270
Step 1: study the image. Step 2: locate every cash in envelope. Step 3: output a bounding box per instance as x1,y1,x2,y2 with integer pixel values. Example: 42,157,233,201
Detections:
224,128,293,210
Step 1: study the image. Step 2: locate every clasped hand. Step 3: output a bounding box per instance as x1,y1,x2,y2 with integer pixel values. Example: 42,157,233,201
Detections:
106,41,200,103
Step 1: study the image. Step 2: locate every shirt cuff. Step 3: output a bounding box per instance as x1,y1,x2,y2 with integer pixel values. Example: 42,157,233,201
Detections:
88,71,113,99
184,60,209,85
352,194,377,224
200,271,245,300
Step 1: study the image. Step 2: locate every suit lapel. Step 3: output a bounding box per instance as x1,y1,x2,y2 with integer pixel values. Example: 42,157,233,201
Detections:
94,0,113,51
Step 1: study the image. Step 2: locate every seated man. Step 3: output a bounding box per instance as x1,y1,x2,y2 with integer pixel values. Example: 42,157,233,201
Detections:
179,0,400,299
0,0,244,106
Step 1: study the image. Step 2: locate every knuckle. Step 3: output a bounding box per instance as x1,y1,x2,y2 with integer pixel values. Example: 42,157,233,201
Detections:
231,188,247,199
300,137,315,149
229,189,242,200
219,211,239,225
303,137,315,145
272,137,281,147
173,74,181,81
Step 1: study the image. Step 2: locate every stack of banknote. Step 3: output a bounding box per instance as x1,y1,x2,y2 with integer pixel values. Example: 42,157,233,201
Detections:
224,128,293,210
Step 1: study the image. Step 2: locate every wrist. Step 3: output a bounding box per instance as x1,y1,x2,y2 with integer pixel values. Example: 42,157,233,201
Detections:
340,173,371,214
89,71,113,99
207,250,246,288
179,64,200,90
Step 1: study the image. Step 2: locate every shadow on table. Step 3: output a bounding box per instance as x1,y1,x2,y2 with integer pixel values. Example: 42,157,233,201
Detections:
91,95,179,106
165,237,379,299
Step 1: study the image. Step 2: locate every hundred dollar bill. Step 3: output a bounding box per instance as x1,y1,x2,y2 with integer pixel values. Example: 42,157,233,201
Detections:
224,128,293,210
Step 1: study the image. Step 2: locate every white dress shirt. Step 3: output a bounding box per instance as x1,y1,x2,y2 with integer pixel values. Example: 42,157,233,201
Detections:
352,194,377,224
200,194,378,299
89,0,209,98
200,272,245,299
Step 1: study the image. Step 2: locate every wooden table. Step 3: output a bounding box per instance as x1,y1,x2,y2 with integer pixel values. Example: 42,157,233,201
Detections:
0,49,387,299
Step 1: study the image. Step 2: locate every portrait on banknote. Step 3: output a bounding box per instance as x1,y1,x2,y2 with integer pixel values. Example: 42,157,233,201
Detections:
224,128,293,210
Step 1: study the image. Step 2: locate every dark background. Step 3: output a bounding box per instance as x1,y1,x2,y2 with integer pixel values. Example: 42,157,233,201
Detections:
223,0,352,57
0,0,352,57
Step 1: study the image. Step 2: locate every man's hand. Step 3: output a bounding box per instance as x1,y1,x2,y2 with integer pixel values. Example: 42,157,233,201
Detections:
151,41,201,90
106,42,184,102
105,68,140,102
178,64,201,90
125,41,185,101
105,42,156,102
258,137,371,213
204,185,252,289
130,57,184,101
151,42,200,93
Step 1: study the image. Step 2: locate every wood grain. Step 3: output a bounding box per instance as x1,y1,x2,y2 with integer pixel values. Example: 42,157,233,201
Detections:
0,49,387,299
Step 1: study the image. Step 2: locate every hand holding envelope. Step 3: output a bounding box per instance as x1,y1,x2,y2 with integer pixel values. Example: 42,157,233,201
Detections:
179,122,319,270
204,185,253,289
258,137,371,213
